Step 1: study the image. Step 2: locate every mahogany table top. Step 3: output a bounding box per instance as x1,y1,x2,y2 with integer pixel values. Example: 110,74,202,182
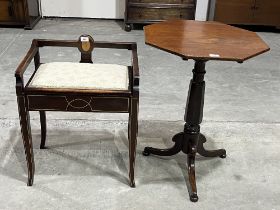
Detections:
144,20,270,62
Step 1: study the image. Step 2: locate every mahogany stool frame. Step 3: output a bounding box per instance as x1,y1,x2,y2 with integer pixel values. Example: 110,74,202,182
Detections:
15,35,139,187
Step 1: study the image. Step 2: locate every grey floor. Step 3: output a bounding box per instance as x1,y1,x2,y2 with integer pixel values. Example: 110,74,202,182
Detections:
0,19,279,210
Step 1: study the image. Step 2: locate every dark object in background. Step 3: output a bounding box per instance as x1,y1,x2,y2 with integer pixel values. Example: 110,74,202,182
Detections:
213,0,280,28
0,0,41,29
124,0,196,31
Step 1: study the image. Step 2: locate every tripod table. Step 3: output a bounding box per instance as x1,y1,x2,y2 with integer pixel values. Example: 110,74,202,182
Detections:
142,20,270,202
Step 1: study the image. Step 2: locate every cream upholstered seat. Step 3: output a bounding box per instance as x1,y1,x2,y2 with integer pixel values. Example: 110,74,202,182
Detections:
29,62,129,90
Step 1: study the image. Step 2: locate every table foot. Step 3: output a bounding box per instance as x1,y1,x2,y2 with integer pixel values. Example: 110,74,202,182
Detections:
190,193,198,202
142,132,184,156
197,134,226,158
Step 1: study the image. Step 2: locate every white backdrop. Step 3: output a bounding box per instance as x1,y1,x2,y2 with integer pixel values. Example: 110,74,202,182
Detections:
41,0,209,20
195,0,209,21
41,0,126,19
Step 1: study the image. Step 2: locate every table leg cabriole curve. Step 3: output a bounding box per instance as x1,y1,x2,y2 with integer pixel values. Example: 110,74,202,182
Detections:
143,60,226,202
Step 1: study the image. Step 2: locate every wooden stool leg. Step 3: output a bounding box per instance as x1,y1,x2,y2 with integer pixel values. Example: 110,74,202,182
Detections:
17,96,35,186
39,111,47,149
128,98,138,187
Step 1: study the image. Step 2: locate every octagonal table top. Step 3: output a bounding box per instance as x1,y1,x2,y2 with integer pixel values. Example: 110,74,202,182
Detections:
144,20,270,62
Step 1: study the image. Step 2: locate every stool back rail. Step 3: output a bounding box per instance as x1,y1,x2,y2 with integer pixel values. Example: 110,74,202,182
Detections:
15,35,139,187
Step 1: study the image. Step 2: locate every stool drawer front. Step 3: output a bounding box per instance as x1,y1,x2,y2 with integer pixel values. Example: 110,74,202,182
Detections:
128,8,194,21
27,96,129,112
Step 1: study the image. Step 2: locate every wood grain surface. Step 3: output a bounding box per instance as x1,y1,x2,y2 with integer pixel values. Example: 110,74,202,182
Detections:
144,20,270,62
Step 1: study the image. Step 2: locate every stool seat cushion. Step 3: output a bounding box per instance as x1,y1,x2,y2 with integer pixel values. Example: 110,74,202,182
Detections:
28,62,129,90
